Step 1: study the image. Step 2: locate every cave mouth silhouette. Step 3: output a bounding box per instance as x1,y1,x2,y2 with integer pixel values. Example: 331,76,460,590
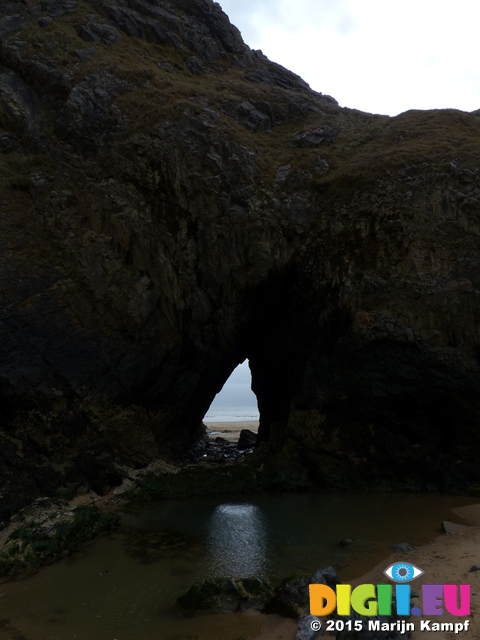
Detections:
203,360,259,424
201,360,260,447
194,348,296,449
170,268,348,457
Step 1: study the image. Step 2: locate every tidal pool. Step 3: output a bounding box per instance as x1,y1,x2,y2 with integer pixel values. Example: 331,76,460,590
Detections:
0,491,476,640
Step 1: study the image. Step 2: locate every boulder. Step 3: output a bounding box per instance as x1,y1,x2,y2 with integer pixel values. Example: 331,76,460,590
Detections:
0,499,118,577
291,125,339,147
297,615,324,639
441,521,468,534
394,543,416,552
238,429,257,450
178,576,274,613
268,575,311,618
268,567,339,619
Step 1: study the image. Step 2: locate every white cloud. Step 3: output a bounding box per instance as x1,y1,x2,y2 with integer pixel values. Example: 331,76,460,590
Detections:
219,0,480,115
208,2,480,414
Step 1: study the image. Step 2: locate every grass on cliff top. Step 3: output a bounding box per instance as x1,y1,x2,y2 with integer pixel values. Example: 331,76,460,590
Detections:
304,107,480,200
15,2,480,200
20,1,93,69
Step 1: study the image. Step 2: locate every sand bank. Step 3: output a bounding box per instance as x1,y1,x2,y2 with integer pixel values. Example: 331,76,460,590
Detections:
205,420,259,443
241,502,480,640
354,503,480,640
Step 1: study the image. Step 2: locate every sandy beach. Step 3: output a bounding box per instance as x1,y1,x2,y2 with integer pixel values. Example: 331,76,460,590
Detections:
205,420,259,443
205,422,480,639
1,422,478,640
246,502,480,640
353,503,480,640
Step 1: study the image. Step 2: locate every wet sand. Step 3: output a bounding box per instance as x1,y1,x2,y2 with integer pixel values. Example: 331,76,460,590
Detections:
1,501,478,640
205,420,259,443
248,502,480,640
207,425,480,639
1,428,478,640
355,503,480,640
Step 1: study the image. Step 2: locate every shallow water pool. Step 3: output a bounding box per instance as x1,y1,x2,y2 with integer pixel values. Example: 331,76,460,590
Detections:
0,490,476,640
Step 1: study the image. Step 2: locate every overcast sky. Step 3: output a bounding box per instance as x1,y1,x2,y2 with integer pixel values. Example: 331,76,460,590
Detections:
218,0,480,116
208,1,479,417
205,360,258,419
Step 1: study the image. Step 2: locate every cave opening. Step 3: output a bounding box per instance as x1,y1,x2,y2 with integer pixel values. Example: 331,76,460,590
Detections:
203,360,259,448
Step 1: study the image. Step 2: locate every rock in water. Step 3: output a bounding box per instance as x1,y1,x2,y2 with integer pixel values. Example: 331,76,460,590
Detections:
178,577,274,613
268,567,340,618
1,0,480,515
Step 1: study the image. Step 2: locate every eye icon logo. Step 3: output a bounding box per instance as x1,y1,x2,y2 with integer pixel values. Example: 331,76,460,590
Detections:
384,562,424,583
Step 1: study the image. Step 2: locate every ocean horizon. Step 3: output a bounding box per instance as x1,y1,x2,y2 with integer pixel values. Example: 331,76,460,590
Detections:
203,407,259,423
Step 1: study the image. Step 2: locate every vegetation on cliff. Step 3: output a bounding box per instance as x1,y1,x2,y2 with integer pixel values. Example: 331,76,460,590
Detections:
1,0,480,522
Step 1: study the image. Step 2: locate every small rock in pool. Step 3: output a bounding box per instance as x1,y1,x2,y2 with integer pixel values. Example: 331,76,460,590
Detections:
339,538,353,547
469,565,480,572
394,542,416,552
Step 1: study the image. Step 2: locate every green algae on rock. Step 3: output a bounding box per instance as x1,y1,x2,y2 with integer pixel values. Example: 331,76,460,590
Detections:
0,498,118,577
178,576,274,613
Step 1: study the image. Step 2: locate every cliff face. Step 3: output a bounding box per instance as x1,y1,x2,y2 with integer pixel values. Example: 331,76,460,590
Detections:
2,0,480,517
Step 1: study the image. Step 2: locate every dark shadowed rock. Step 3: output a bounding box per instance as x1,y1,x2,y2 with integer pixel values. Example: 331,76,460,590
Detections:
0,499,118,577
0,131,19,153
268,567,339,619
1,0,480,517
244,58,312,91
268,575,311,618
442,521,468,534
274,164,292,189
74,46,98,62
178,577,274,613
233,101,272,131
297,615,324,639
75,15,122,45
157,60,176,73
238,429,257,450
185,55,206,75
0,14,26,37
339,538,354,547
291,125,339,147
55,72,132,151
394,543,416,552
311,566,339,588
0,70,44,145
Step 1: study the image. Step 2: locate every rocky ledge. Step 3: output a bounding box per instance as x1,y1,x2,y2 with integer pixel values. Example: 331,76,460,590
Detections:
0,497,118,577
179,568,412,640
1,0,480,521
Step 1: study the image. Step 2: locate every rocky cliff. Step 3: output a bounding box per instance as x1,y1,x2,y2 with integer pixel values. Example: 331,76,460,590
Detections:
2,0,480,519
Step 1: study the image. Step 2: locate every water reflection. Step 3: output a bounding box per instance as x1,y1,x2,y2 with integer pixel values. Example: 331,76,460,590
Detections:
205,503,268,578
0,493,476,640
